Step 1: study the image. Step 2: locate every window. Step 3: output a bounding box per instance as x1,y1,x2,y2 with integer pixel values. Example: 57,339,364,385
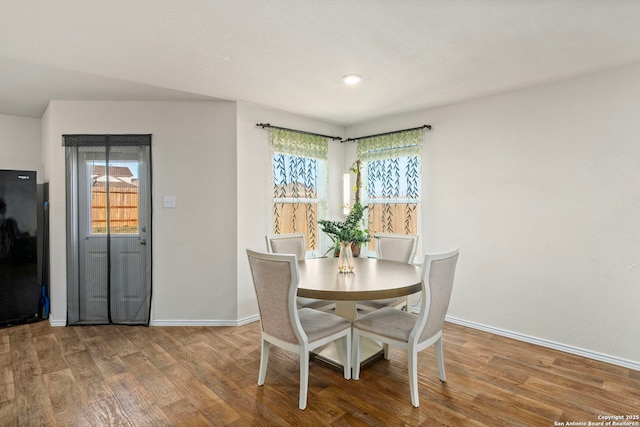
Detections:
357,129,423,250
271,129,328,252
89,161,140,234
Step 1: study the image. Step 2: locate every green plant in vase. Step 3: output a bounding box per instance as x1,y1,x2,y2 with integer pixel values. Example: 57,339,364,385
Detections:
319,201,371,258
349,227,369,257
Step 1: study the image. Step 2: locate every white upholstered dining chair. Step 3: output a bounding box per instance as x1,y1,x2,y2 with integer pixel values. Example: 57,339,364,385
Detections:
246,249,352,410
265,233,307,258
352,249,459,407
266,233,334,311
357,233,419,312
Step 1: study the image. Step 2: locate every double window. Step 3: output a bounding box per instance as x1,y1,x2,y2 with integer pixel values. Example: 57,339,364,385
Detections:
269,127,422,254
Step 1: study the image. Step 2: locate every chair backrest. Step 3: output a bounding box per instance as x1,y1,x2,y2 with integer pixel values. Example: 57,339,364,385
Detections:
246,249,304,345
412,249,459,343
375,233,419,264
265,233,307,259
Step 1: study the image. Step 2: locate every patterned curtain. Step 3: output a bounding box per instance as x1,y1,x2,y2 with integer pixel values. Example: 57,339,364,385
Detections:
357,129,423,239
357,128,422,162
271,128,328,159
271,129,328,251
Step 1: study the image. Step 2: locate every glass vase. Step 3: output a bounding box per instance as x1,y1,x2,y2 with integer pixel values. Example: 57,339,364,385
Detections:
338,241,354,273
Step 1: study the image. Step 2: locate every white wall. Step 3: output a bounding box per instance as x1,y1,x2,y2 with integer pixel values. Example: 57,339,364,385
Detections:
0,113,41,174
41,100,238,325
347,63,640,367
236,102,345,321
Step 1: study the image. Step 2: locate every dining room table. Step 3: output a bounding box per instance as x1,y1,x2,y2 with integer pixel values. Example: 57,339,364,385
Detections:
297,256,422,370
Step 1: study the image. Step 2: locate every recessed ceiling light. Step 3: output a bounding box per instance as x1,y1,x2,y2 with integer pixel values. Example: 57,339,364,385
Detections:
342,74,363,85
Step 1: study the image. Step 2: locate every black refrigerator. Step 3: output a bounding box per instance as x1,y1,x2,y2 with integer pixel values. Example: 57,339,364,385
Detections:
0,169,39,326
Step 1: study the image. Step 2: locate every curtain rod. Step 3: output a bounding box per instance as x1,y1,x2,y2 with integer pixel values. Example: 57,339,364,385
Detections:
341,124,431,143
256,123,343,141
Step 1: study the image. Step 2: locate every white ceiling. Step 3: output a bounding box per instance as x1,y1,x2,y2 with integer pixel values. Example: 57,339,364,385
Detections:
1,0,640,125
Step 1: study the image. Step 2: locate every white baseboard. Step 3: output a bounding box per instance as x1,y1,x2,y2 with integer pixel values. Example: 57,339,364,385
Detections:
48,317,67,327
150,315,260,327
445,316,640,372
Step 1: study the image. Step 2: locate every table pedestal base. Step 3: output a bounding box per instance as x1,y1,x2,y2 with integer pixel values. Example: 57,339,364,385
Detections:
311,337,385,372
311,301,385,372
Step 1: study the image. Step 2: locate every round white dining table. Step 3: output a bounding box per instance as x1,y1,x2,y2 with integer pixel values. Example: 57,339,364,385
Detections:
296,256,422,369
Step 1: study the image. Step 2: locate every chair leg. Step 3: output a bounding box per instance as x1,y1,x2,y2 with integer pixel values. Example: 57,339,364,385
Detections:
435,337,447,382
352,329,361,380
408,344,419,407
299,351,309,410
383,343,390,360
343,333,352,380
258,339,270,386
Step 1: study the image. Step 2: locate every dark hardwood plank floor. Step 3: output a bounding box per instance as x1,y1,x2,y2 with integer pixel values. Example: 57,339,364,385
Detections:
0,320,638,426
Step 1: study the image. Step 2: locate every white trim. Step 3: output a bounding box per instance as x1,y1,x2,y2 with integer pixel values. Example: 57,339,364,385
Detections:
150,315,260,327
273,197,318,203
237,314,261,325
49,317,67,327
445,316,640,372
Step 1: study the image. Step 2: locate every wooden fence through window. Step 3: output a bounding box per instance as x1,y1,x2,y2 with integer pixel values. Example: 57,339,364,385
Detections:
274,202,418,252
274,202,318,250
367,203,418,250
91,187,139,234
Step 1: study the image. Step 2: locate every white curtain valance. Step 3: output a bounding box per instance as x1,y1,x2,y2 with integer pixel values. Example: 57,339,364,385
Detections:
270,128,328,160
356,129,423,162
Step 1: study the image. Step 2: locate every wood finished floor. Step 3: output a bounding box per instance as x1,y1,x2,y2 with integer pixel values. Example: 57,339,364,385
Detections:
0,320,638,426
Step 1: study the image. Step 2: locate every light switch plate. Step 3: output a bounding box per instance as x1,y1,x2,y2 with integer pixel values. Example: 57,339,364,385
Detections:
163,195,176,208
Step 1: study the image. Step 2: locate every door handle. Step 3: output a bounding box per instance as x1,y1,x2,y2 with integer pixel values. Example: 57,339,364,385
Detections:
139,238,147,245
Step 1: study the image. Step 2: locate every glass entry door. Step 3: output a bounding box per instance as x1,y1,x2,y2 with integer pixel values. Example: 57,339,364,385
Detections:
65,135,152,325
